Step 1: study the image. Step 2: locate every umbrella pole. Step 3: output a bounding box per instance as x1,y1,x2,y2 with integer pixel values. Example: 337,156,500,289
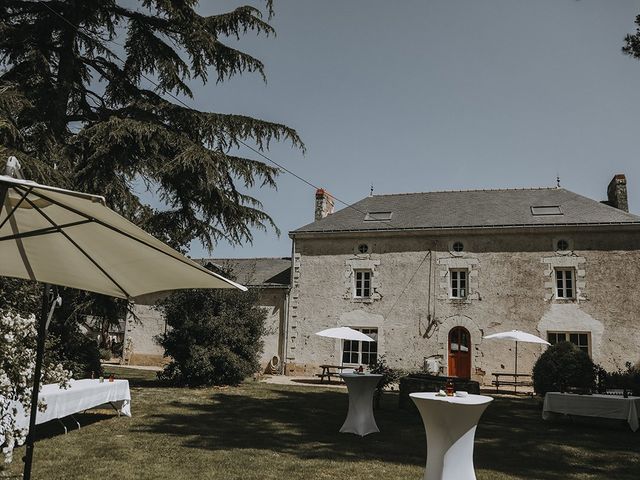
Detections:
514,341,518,394
23,284,50,480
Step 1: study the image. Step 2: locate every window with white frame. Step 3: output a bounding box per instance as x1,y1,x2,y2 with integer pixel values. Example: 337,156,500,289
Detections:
354,269,372,298
555,268,575,299
450,269,467,299
547,331,590,355
342,328,378,365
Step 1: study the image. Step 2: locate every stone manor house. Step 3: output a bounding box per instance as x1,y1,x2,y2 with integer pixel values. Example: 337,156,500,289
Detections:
123,174,640,385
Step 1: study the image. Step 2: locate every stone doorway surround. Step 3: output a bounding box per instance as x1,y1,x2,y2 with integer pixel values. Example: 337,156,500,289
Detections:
435,315,484,381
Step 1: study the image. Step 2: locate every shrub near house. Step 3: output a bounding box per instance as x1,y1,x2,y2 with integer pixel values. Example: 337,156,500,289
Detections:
157,288,267,387
533,341,596,395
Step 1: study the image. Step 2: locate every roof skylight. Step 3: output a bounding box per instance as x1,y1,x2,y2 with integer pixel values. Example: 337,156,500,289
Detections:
530,205,563,216
364,211,392,221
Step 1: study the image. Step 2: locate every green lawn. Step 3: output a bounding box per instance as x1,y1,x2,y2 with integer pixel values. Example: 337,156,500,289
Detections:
6,368,639,479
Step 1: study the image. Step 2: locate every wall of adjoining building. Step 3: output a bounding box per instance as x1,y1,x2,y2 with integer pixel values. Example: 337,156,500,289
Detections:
284,229,640,384
123,304,167,366
123,289,289,370
257,288,288,373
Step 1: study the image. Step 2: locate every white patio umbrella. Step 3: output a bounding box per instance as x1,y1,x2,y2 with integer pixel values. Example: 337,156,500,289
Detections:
315,327,375,368
315,327,376,342
483,329,550,391
0,167,246,480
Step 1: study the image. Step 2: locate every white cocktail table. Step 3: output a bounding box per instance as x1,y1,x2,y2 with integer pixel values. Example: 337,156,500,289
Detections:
410,392,493,480
340,373,383,436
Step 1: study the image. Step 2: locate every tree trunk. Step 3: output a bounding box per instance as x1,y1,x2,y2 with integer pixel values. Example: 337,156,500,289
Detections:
50,6,78,140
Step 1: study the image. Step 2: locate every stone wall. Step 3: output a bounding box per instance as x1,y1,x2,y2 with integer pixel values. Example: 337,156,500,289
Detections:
123,289,289,371
257,288,288,373
285,228,640,383
123,304,167,366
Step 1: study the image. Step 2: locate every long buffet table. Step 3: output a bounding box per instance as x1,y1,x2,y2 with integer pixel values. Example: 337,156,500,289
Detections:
542,392,639,431
12,378,131,437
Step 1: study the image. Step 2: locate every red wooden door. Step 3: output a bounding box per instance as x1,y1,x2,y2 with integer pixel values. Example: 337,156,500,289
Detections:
448,327,471,379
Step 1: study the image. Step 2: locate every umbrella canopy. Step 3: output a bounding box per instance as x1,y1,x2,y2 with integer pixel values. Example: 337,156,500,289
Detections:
315,327,375,342
483,329,550,393
0,175,247,300
483,330,550,345
1,170,246,480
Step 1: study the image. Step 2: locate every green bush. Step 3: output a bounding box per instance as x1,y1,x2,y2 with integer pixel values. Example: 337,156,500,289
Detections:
533,341,596,395
99,348,113,361
46,326,103,378
602,362,640,395
157,288,266,387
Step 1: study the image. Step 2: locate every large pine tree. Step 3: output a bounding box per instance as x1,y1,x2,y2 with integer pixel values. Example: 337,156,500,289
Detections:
0,0,303,251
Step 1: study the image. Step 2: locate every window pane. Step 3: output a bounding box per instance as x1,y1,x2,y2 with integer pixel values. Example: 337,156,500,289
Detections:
578,334,588,346
569,333,579,344
556,270,562,280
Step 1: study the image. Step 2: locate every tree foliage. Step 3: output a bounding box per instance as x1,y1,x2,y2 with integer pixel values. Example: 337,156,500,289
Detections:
158,287,266,386
0,1,302,349
0,0,303,251
623,14,640,62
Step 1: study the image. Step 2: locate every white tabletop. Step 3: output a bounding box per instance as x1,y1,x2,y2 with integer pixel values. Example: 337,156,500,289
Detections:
410,392,494,406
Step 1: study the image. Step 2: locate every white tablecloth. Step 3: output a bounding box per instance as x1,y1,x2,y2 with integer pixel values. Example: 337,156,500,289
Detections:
12,379,131,435
340,373,383,437
542,392,640,431
411,392,493,480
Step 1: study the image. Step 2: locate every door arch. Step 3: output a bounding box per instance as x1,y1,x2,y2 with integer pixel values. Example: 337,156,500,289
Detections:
448,326,471,379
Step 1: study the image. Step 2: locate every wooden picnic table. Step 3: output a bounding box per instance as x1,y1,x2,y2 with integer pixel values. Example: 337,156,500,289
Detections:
317,364,354,383
491,372,533,393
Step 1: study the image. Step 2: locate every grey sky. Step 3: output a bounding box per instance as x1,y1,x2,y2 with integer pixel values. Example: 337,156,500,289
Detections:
173,0,640,259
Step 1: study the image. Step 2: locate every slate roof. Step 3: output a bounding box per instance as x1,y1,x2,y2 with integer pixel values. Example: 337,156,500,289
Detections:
196,257,290,287
292,188,640,234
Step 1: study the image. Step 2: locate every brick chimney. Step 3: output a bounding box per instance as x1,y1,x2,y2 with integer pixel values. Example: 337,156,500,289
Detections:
314,188,334,221
606,174,629,212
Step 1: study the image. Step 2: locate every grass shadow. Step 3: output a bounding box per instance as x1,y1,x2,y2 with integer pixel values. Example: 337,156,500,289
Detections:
135,383,640,479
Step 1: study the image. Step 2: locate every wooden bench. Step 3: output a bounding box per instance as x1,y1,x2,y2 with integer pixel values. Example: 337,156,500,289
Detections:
492,372,533,393
317,365,353,383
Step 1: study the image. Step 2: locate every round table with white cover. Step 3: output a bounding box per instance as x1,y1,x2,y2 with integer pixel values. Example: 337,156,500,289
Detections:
340,373,383,436
410,392,493,480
